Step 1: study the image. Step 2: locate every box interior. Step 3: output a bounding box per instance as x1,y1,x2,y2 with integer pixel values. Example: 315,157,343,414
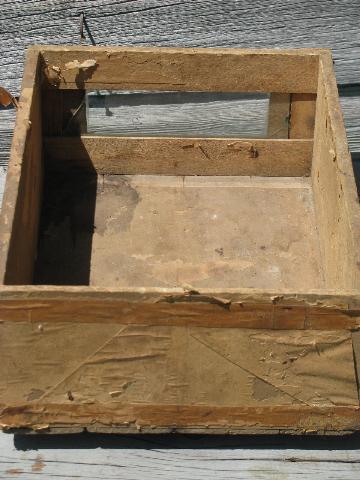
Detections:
34,173,324,289
34,89,322,289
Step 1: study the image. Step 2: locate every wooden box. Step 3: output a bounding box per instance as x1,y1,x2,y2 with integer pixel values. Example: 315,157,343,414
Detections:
1,46,360,435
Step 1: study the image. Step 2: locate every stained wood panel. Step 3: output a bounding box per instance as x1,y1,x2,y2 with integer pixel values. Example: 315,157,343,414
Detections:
33,175,322,288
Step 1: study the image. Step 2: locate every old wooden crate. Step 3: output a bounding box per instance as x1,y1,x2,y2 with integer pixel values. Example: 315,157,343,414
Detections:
0,46,360,435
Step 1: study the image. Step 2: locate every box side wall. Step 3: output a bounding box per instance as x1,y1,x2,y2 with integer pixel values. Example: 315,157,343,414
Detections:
0,290,359,434
39,47,320,93
312,53,360,290
0,285,359,433
0,49,43,284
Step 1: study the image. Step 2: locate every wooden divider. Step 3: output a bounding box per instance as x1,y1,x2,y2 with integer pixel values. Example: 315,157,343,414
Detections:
43,136,313,176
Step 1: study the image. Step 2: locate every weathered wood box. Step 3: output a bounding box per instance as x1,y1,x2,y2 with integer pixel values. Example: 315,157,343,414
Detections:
1,46,360,435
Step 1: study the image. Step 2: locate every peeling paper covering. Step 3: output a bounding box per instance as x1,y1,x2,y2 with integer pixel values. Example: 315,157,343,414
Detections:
0,323,358,412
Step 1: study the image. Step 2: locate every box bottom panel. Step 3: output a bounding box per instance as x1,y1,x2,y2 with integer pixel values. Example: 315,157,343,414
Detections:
34,175,324,289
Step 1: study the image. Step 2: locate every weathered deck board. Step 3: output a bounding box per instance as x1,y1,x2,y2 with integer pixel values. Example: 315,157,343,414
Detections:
1,432,360,479
86,92,270,138
340,90,360,153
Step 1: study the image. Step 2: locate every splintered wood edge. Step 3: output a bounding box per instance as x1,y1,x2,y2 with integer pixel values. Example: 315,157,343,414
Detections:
38,46,323,93
0,287,359,330
0,285,360,305
1,404,359,435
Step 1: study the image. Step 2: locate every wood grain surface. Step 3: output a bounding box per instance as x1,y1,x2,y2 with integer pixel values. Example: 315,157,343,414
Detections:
39,46,320,92
44,137,313,175
0,432,360,479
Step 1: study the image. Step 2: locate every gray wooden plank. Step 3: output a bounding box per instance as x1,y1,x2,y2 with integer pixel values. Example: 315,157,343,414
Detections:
1,432,360,479
0,108,16,169
86,91,270,138
1,0,360,95
340,94,360,153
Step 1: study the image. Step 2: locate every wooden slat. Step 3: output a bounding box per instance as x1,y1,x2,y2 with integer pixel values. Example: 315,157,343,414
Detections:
0,108,16,168
267,93,290,138
1,433,360,479
40,46,320,93
1,285,360,307
0,287,359,330
289,93,317,138
1,404,359,435
0,49,42,285
44,136,313,176
0,298,358,330
86,91,270,139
